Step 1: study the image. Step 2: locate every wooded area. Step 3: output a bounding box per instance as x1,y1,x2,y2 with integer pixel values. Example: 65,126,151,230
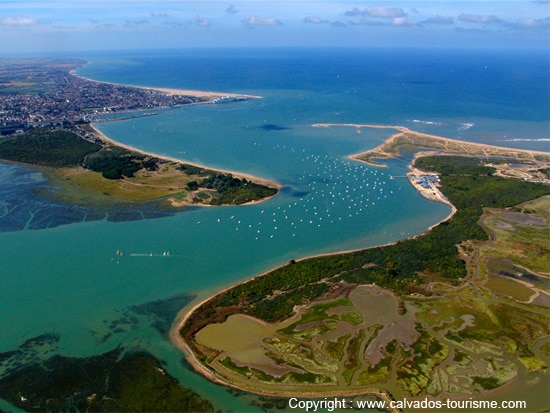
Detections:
0,128,100,167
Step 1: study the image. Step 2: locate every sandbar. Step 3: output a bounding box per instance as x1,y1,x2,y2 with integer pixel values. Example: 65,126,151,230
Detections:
143,86,260,100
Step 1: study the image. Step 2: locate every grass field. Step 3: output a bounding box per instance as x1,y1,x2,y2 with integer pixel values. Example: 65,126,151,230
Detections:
58,162,192,201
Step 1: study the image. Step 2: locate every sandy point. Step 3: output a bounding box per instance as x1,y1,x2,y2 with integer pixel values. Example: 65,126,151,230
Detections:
171,308,215,382
147,86,261,100
87,123,280,193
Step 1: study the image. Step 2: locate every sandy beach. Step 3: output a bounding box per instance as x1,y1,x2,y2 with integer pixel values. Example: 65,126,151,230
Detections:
407,168,455,208
145,86,260,100
315,123,550,159
317,123,550,187
71,67,260,101
66,65,282,208
78,66,275,193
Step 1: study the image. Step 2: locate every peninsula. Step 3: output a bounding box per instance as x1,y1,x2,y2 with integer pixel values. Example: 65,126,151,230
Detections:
175,127,550,409
0,59,278,209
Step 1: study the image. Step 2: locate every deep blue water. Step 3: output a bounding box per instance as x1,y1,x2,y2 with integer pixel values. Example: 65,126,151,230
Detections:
80,47,550,124
0,47,548,412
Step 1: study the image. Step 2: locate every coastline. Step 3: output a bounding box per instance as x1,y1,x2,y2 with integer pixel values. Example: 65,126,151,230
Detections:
170,218,453,404
76,62,276,193
171,124,549,400
170,126,464,399
71,65,261,101
70,63,280,206
313,123,550,161
141,86,261,100
90,122,282,197
340,123,550,160
0,62,280,215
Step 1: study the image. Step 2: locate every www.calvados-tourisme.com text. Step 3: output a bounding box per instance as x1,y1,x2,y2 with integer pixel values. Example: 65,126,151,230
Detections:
288,397,528,411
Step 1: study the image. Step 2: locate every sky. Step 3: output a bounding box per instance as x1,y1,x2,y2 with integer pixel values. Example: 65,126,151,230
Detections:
0,1,549,54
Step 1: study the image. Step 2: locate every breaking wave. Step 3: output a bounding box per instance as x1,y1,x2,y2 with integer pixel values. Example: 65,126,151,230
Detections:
411,119,442,125
458,123,474,131
501,138,550,142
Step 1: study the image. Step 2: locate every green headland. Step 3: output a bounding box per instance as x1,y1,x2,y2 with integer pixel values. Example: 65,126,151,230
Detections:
0,126,278,208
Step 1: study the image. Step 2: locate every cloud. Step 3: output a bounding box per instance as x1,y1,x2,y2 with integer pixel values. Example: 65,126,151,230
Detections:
344,7,362,17
196,16,210,26
457,13,502,24
303,16,328,24
391,17,418,27
455,27,490,34
242,16,282,26
364,7,406,19
512,17,550,30
0,16,39,26
94,23,115,30
332,21,347,27
348,19,386,26
226,5,238,15
422,15,454,25
150,13,172,19
123,20,149,28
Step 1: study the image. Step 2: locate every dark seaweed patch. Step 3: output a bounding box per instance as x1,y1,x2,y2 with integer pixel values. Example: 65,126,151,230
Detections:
90,293,195,343
131,292,195,336
258,124,291,131
19,332,60,350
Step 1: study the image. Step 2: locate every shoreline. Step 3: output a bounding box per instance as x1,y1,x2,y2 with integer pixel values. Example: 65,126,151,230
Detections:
170,217,453,404
70,63,280,206
171,123,549,399
87,123,281,206
140,86,261,100
73,64,279,204
71,65,261,101
313,123,550,160
170,125,468,400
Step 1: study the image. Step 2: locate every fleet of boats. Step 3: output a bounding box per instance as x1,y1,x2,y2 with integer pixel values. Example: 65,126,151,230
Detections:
116,250,171,257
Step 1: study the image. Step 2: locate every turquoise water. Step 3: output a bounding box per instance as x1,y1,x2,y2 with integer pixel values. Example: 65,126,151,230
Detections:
0,48,548,412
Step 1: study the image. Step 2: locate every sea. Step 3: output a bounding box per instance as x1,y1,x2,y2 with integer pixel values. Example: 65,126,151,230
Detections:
0,47,548,412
